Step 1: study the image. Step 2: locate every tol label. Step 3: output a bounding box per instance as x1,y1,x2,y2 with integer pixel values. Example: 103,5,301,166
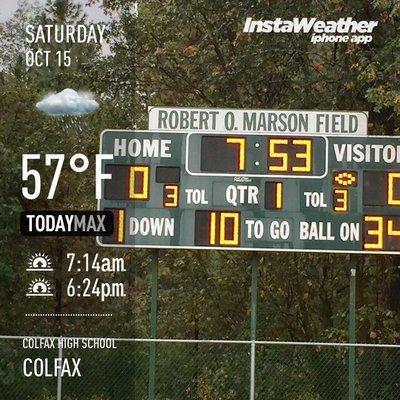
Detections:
304,192,328,208
185,189,209,204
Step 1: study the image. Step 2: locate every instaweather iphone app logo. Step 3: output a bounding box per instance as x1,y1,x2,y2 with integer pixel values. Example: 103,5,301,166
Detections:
243,17,379,44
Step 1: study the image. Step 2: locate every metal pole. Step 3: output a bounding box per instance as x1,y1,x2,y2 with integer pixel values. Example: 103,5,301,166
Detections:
249,254,258,400
348,256,357,400
57,337,63,400
148,249,159,400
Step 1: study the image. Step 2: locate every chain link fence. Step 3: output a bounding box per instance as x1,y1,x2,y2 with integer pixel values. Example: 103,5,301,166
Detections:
1,336,400,400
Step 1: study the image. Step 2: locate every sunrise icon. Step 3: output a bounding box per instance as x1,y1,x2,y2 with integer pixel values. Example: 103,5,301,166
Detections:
27,253,53,272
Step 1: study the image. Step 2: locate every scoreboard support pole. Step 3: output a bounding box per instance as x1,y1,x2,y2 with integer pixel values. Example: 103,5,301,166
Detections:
148,249,159,400
348,256,357,400
249,254,259,400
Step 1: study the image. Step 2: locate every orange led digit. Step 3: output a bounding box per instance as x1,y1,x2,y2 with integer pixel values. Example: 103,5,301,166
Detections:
226,138,246,171
129,166,150,200
364,216,384,250
117,209,125,244
164,185,179,208
220,212,240,246
209,212,217,245
265,181,284,210
276,182,283,209
388,172,400,205
388,219,400,236
268,138,313,174
333,189,348,212
292,139,312,172
268,139,288,172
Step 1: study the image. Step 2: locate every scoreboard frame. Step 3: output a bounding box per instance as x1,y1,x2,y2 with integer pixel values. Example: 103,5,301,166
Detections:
97,129,400,255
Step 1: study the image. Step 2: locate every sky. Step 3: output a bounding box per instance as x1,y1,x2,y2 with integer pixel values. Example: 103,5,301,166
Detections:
0,0,110,22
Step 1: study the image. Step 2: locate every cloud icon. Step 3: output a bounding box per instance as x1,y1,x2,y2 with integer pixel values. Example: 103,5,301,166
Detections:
36,88,99,117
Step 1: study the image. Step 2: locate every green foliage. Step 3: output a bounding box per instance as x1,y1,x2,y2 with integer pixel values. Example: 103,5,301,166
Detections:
100,0,400,344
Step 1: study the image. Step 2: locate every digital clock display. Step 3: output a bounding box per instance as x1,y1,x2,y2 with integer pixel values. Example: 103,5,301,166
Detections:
200,135,315,175
98,130,400,254
191,133,326,177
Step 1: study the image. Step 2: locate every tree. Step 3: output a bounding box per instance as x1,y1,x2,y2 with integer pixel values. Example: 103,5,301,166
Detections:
97,0,400,343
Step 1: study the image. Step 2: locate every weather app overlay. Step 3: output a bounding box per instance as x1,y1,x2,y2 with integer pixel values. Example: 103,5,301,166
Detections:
1,1,399,399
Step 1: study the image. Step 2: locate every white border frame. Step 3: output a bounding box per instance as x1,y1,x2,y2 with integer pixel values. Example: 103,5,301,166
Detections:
184,131,329,179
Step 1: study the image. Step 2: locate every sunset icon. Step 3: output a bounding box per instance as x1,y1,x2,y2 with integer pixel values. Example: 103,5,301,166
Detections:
26,278,53,297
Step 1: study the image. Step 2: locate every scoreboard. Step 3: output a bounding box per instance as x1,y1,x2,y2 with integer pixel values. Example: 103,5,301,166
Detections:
98,130,400,254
